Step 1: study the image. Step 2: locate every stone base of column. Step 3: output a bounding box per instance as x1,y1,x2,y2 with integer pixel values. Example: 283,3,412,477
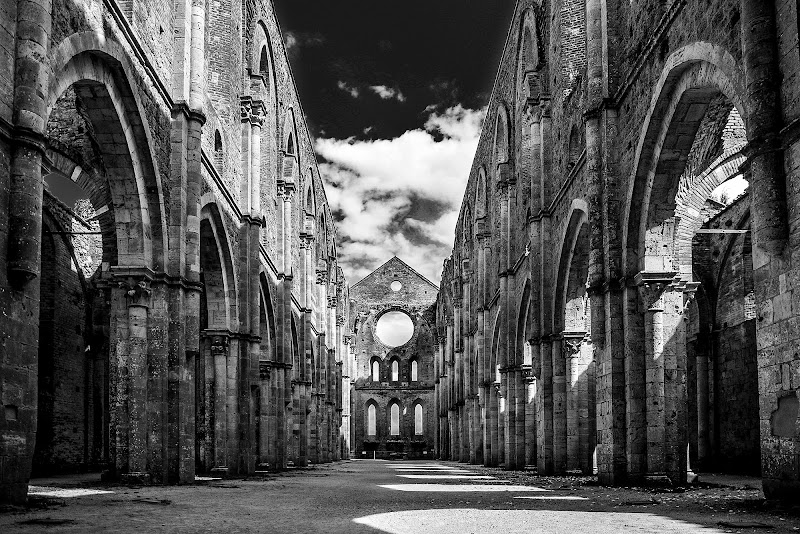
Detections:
120,472,152,485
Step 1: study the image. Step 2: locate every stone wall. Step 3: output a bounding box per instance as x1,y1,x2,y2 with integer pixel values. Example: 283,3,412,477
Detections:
0,0,351,502
350,257,437,459
435,0,800,501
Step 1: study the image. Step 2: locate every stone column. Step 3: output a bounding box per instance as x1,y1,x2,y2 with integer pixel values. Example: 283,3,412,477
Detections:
740,0,786,255
637,274,688,485
210,333,230,474
116,278,151,483
563,333,582,472
537,335,554,474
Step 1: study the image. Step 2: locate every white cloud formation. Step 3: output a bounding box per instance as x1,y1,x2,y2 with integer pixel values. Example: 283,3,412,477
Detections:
369,85,406,102
317,105,484,284
337,80,361,98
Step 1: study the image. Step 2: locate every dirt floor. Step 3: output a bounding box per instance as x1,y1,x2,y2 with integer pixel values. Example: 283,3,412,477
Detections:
1,460,799,533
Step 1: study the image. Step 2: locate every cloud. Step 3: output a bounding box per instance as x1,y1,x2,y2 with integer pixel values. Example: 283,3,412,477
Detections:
284,31,325,53
317,105,484,284
369,85,406,102
337,80,361,98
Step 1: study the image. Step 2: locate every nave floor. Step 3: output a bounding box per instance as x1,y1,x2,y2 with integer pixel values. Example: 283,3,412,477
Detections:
0,461,798,533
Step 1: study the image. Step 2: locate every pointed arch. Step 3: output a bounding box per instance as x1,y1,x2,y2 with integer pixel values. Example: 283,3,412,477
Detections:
200,202,238,331
622,42,747,276
493,103,511,168
554,203,590,333
475,167,488,221
48,35,169,270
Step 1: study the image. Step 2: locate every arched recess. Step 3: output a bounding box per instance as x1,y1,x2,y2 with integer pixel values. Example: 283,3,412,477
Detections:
475,167,488,221
553,204,596,474
260,274,277,362
621,42,756,483
388,399,402,436
370,357,381,382
251,21,280,246
516,7,544,100
413,401,424,436
493,104,511,171
33,212,97,475
200,203,238,332
622,42,747,276
47,35,168,270
282,110,300,188
366,401,378,438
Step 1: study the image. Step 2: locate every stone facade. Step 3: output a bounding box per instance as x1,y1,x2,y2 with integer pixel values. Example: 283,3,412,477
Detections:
0,0,353,503
435,0,800,501
349,257,437,459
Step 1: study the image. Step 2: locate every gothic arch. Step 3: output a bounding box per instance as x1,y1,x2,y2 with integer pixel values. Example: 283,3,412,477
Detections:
493,103,511,169
48,33,168,270
201,202,239,331
622,42,747,275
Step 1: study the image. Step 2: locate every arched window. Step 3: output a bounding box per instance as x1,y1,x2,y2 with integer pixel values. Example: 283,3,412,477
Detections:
259,46,269,74
410,359,418,382
371,359,380,382
287,133,295,155
391,359,399,382
367,404,376,436
213,130,223,168
306,188,313,214
390,403,400,436
414,404,423,435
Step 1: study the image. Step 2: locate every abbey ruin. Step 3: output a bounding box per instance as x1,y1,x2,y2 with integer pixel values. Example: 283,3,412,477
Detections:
1,0,800,516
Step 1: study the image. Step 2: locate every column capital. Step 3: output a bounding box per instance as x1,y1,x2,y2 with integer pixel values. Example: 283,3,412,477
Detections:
114,272,153,308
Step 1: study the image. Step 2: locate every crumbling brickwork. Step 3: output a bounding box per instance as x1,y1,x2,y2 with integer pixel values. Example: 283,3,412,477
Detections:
350,257,437,459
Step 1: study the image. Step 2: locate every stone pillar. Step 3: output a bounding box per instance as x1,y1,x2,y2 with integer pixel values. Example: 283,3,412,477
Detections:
740,0,786,255
638,275,688,485
563,333,582,472
115,278,151,483
537,336,554,473
525,374,538,466
0,1,51,502
210,333,230,473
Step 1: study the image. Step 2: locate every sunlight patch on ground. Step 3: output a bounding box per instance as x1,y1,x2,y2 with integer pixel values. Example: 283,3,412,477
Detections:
394,474,496,480
378,484,547,492
28,486,114,498
514,495,589,501
195,476,223,481
353,509,727,533
391,469,475,474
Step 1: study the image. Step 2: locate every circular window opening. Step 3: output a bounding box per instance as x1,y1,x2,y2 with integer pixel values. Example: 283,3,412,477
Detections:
375,311,414,347
390,280,402,292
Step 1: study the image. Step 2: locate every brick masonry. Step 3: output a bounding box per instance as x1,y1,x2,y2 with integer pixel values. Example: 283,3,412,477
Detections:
350,257,437,459
0,0,351,503
435,0,800,501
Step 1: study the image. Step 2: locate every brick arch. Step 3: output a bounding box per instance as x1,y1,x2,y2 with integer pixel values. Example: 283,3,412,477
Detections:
516,7,546,101
553,204,590,333
475,167,488,222
622,43,747,277
489,307,502,378
493,103,511,169
47,42,167,271
281,109,299,186
674,150,747,277
200,203,238,331
42,147,118,265
515,278,533,368
250,21,278,104
260,274,277,362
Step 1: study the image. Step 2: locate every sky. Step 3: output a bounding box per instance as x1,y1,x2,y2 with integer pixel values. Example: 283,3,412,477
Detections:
273,0,518,285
